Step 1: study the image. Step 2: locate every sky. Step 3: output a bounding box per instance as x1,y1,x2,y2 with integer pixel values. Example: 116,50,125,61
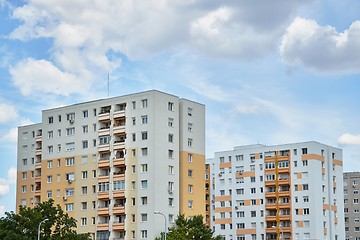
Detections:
0,0,360,216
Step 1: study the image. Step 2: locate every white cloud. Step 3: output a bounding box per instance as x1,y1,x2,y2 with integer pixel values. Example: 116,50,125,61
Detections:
235,104,260,114
0,204,5,216
0,102,18,124
9,58,87,96
338,133,360,146
0,167,16,198
0,127,17,142
280,17,360,73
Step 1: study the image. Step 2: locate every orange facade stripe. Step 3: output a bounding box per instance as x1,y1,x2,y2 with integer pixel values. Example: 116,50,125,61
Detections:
215,195,232,202
214,207,232,213
302,154,324,162
333,159,343,166
219,162,231,168
236,228,256,235
214,218,232,224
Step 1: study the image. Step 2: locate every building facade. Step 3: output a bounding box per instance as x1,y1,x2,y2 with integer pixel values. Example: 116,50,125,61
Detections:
343,172,360,240
209,142,345,240
16,90,206,240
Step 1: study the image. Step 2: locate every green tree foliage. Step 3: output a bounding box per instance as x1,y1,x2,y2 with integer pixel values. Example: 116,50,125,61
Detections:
156,214,222,240
0,199,90,240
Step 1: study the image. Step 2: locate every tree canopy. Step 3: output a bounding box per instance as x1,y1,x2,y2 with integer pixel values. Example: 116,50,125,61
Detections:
156,214,222,240
0,199,90,240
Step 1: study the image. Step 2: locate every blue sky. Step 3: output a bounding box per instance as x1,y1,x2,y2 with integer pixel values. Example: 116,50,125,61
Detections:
1,0,360,215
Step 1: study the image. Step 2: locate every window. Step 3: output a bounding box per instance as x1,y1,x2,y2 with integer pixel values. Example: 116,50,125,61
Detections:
168,118,174,127
66,173,74,181
302,160,308,166
114,180,125,190
65,142,75,151
65,188,74,196
57,144,61,152
236,189,244,194
132,117,136,125
22,172,27,179
188,107,192,116
302,148,308,154
168,149,174,158
188,123,193,132
141,115,148,124
98,182,110,192
48,131,53,139
303,184,309,190
169,198,174,206
188,154,193,162
81,218,87,226
251,188,256,193
188,138,193,147
141,164,148,172
132,101,136,109
83,110,88,118
188,169,193,177
188,184,193,193
141,180,148,189
47,190,52,198
66,127,75,136
188,200,193,209
47,175,53,183
66,113,75,121
141,99,148,108
82,186,87,195
65,203,74,212
141,197,148,205
82,171,88,179
132,133,136,141
169,165,174,175
303,196,309,202
168,134,174,143
304,208,310,215
57,129,61,137
141,131,148,140
168,181,174,192
99,136,110,145
47,160,53,169
141,230,147,238
141,147,148,156
168,102,174,111
82,125,88,133
82,140,88,149
66,157,75,166
48,145,53,153
48,116,53,124
81,202,87,210
141,213,147,222
354,199,359,204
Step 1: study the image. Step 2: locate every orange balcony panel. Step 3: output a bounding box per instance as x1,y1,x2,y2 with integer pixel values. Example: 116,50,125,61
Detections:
98,113,110,121
278,155,289,161
236,228,256,235
113,158,125,167
278,203,291,209
324,227,327,235
113,190,125,198
98,144,110,152
35,150,42,156
331,205,337,211
98,160,110,168
333,159,343,166
98,128,110,136
322,168,326,174
35,136,42,142
302,154,324,162
113,206,125,215
265,192,276,198
113,111,125,119
278,191,290,197
113,222,125,231
98,208,109,216
113,126,125,135
97,223,109,231
114,142,125,150
98,192,110,200
113,174,125,181
278,179,290,185
266,216,276,222
35,190,41,196
265,180,276,186
265,204,277,209
266,228,277,233
279,215,291,221
35,176,41,182
278,167,290,173
98,176,110,182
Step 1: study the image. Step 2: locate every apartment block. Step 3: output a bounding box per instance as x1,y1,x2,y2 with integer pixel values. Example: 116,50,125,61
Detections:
209,142,344,240
16,90,205,240
343,172,360,240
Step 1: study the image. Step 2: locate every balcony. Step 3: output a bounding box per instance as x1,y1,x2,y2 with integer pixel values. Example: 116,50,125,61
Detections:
35,148,42,156
113,190,125,198
98,127,110,136
97,192,110,200
113,158,125,167
97,223,109,231
113,141,125,150
97,207,110,216
113,110,125,119
35,135,42,142
113,222,125,231
113,173,125,181
98,159,110,168
113,205,125,215
98,144,110,152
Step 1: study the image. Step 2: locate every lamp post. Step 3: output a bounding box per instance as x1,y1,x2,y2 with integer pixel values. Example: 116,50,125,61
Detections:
154,211,167,240
37,218,49,240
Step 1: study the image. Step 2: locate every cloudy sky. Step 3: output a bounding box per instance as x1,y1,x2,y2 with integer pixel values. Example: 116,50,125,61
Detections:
1,0,360,215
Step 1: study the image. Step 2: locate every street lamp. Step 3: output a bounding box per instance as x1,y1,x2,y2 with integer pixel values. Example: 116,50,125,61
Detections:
37,218,49,240
272,225,283,240
154,211,167,240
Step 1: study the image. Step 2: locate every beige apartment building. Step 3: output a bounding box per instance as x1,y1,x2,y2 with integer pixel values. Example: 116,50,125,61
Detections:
16,90,206,240
344,172,360,240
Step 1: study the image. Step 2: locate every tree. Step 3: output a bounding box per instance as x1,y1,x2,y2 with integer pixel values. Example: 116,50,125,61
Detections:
0,199,90,240
156,214,222,240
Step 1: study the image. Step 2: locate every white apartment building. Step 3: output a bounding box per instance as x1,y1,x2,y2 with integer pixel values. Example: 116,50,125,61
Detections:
209,142,345,240
16,90,206,240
